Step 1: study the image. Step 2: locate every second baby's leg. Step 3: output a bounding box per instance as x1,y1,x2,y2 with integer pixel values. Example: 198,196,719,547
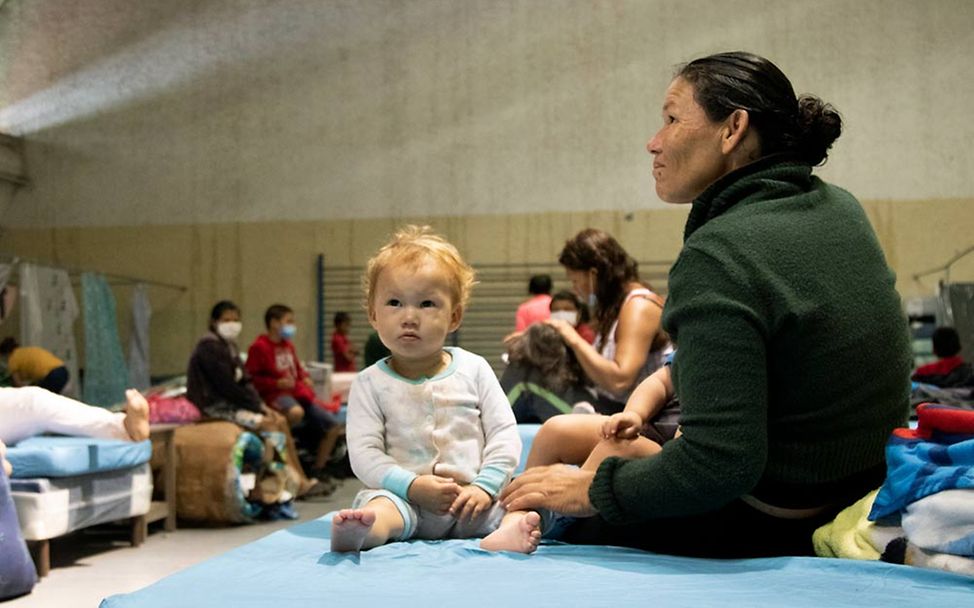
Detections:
524,415,606,469
582,436,662,472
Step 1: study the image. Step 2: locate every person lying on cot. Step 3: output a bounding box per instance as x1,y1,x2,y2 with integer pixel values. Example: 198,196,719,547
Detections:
331,225,541,554
0,386,151,475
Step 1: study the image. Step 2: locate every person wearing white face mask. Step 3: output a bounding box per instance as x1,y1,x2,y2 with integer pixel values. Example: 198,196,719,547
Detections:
547,228,671,415
186,300,264,423
186,300,333,498
522,231,677,464
548,290,596,345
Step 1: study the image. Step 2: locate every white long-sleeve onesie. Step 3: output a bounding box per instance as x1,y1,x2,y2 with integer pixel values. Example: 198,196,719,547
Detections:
347,347,521,500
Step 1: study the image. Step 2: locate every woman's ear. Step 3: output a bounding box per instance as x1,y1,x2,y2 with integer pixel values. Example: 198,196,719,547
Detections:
721,109,751,155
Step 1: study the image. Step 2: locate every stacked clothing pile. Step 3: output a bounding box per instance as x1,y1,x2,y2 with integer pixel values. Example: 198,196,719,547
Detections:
814,403,974,575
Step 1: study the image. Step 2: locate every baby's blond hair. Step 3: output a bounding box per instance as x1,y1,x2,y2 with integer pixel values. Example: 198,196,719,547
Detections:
364,225,476,315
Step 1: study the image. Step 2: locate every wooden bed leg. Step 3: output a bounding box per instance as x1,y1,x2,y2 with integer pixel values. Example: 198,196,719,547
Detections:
131,514,147,547
29,540,50,578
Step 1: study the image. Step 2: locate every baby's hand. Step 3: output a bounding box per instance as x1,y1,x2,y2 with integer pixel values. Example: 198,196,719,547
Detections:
602,411,643,440
450,485,492,522
408,475,461,515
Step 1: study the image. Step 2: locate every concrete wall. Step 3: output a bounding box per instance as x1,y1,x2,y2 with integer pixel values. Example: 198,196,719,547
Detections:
0,0,972,375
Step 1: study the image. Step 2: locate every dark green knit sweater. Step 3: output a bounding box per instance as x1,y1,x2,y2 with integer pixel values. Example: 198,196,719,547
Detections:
590,156,911,523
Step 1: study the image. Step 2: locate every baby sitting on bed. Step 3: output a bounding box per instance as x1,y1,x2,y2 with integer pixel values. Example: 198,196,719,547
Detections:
331,225,541,554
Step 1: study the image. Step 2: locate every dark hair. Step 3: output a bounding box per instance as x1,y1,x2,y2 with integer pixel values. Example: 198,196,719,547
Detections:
528,274,552,296
334,311,350,327
558,228,640,346
677,51,842,166
210,300,240,323
264,304,293,329
932,326,962,358
507,323,585,395
550,290,581,310
0,337,18,356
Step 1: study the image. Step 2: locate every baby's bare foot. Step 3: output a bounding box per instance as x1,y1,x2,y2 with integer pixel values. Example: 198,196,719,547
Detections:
123,389,150,441
480,511,542,554
331,509,377,552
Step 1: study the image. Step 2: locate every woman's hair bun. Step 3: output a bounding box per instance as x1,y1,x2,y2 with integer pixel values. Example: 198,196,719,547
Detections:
795,95,842,166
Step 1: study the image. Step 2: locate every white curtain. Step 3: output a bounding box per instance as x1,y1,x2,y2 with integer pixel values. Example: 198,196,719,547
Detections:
18,263,81,397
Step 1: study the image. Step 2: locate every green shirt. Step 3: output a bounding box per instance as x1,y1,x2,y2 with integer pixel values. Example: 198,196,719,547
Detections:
591,157,911,523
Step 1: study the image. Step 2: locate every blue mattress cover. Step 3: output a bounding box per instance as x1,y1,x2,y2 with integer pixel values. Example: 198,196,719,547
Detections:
7,436,152,479
101,513,974,608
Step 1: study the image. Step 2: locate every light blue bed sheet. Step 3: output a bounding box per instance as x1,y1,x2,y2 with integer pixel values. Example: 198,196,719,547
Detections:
101,512,974,608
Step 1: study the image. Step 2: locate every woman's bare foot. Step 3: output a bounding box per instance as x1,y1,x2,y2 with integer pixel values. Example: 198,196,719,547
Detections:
1,439,11,477
480,510,542,554
331,509,377,552
123,389,150,441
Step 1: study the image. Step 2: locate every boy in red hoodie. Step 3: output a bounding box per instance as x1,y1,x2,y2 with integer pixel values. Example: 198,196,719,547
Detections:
247,304,345,478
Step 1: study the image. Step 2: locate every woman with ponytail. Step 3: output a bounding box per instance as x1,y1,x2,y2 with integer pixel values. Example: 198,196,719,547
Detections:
503,51,912,558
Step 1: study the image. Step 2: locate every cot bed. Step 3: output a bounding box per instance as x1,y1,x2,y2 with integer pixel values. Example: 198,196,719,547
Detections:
100,511,974,608
102,422,974,607
6,436,153,576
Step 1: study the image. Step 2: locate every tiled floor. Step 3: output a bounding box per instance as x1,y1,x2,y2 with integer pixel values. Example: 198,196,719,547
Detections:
7,479,361,607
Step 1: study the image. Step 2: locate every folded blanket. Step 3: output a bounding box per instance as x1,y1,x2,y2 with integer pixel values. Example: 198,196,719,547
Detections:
902,489,974,556
870,404,974,520
813,490,902,560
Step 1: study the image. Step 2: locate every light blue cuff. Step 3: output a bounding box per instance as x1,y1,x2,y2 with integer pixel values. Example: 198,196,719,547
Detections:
381,467,418,501
471,465,509,497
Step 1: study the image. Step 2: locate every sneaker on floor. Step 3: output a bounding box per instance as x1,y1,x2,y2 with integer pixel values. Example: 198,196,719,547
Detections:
298,479,335,502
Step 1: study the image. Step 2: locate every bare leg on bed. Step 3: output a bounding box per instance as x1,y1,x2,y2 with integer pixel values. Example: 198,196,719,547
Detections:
524,414,606,469
480,510,542,554
331,497,405,552
0,386,147,445
581,435,662,472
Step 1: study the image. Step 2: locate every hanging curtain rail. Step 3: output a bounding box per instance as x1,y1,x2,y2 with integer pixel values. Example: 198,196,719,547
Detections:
0,253,187,292
912,245,974,281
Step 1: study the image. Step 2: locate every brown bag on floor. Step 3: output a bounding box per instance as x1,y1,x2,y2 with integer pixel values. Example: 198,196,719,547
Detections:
174,421,250,524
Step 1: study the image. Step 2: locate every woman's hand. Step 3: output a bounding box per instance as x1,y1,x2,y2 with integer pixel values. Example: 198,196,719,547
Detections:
543,319,582,349
602,411,643,440
500,465,598,517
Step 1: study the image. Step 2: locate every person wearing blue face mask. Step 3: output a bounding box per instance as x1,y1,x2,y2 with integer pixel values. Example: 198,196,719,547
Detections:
247,304,345,481
547,229,672,416
187,300,333,498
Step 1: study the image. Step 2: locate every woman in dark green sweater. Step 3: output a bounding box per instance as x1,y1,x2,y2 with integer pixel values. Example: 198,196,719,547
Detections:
501,51,912,557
